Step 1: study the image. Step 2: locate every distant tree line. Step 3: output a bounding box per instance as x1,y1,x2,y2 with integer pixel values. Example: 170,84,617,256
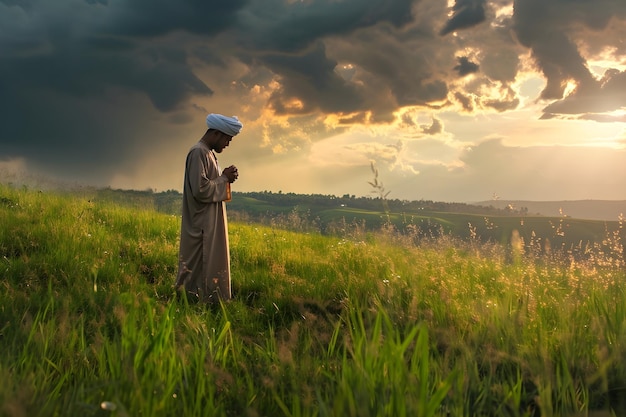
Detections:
89,187,528,219
233,190,526,217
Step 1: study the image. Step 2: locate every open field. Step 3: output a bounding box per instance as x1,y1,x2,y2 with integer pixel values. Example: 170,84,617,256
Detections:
1,184,626,416
84,188,626,257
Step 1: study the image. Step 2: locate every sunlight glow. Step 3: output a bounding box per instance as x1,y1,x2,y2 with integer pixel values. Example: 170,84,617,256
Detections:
587,46,626,78
606,109,626,118
272,144,288,154
446,0,455,17
323,113,355,130
563,80,577,97
492,4,514,28
284,98,304,111
455,47,481,59
495,4,514,20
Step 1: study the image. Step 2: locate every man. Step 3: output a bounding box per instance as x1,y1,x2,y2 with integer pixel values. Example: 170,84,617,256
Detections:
175,113,243,302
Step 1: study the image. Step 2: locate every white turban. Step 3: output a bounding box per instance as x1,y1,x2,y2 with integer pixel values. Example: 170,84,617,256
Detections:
206,113,243,136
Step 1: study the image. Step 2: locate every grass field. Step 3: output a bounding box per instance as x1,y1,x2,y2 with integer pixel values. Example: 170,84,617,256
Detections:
1,184,626,416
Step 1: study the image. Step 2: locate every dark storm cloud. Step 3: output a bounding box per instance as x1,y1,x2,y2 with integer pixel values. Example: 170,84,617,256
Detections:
224,0,458,124
235,0,425,120
0,0,432,185
0,0,245,182
0,0,238,107
238,0,416,52
100,0,248,37
260,42,364,115
513,0,626,118
0,0,450,135
440,0,487,36
319,23,451,119
454,56,480,77
0,32,212,168
2,0,624,191
542,69,626,115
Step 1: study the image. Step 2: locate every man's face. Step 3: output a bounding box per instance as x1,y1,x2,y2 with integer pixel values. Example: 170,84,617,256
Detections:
214,132,233,153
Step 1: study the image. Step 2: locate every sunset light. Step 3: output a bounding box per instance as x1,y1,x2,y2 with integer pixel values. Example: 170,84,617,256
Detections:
1,0,625,203
3,5,626,412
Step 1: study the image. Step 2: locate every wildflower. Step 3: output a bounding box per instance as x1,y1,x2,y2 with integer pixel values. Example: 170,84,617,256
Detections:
100,401,117,411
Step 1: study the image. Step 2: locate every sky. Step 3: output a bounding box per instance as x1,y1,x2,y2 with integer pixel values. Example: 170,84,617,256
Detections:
1,0,626,203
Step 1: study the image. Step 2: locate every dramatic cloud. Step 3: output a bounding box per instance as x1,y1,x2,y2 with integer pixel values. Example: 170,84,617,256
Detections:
237,0,416,52
542,69,626,115
513,0,626,117
259,42,365,115
0,0,625,201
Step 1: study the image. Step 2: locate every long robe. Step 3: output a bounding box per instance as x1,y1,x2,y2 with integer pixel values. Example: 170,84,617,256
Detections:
176,140,232,302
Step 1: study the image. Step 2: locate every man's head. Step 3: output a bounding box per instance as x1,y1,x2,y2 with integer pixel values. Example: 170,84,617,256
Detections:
203,113,243,153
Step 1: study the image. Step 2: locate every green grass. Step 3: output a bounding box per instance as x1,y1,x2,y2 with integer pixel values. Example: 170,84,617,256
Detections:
1,184,626,416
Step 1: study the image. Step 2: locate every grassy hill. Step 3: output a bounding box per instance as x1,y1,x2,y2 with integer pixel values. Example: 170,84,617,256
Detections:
2,184,626,416
72,187,624,257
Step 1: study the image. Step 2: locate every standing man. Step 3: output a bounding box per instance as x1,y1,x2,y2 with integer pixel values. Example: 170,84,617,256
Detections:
176,113,243,302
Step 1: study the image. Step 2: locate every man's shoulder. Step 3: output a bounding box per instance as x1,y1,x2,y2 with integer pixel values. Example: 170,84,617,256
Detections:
188,141,209,154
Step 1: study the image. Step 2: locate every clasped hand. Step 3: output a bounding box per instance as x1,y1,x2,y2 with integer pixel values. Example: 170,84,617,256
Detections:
223,165,239,183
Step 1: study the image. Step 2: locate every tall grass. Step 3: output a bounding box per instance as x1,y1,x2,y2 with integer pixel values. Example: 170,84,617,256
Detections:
1,184,626,416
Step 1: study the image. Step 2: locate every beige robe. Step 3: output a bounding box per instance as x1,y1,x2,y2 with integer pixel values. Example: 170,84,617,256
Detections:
176,141,232,302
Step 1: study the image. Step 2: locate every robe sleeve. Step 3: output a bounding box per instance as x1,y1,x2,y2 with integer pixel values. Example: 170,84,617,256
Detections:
186,147,229,203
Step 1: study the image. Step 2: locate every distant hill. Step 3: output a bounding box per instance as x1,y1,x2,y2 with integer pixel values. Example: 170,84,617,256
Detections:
471,200,626,221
